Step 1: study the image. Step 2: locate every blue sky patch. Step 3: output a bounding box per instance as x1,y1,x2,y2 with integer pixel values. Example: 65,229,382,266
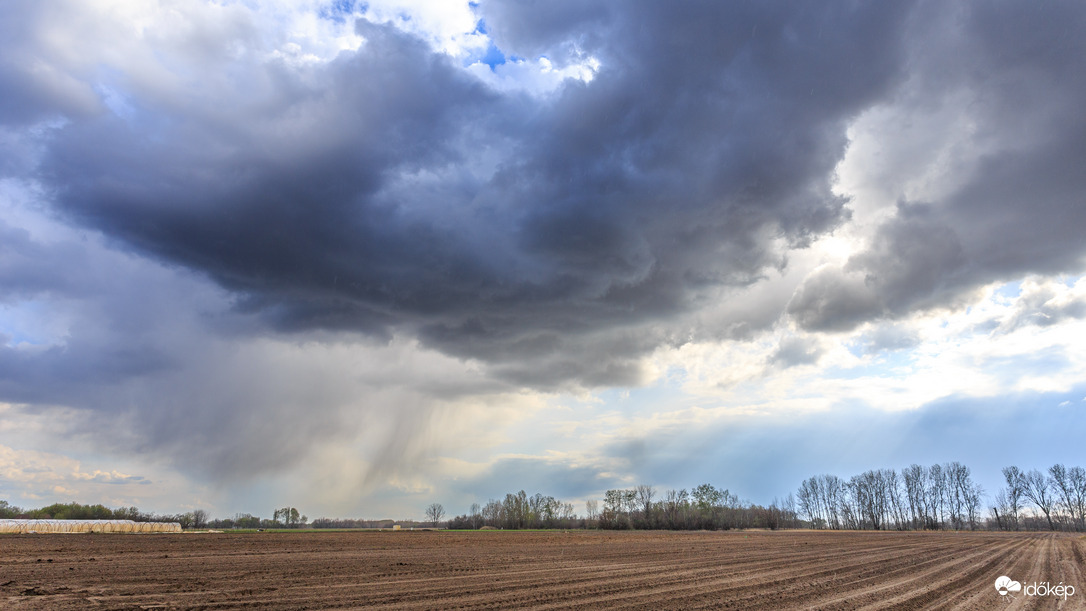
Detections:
319,0,364,24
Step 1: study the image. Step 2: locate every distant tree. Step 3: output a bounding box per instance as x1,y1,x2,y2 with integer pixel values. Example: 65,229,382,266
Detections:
902,464,926,529
116,506,141,521
1050,464,1086,531
191,509,208,529
1002,466,1025,530
233,513,261,529
635,485,656,528
271,507,305,528
469,503,481,529
782,493,799,529
502,491,529,529
445,514,473,529
482,499,502,527
176,512,194,529
1070,467,1086,531
926,465,946,529
964,481,984,530
585,499,599,526
561,501,576,523
0,500,21,519
425,503,445,528
1022,469,1056,530
602,489,634,529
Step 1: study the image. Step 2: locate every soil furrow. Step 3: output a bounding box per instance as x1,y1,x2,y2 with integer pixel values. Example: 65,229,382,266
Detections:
2,530,1082,610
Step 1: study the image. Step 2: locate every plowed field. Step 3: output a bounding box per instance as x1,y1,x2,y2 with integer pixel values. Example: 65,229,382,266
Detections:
2,530,1083,609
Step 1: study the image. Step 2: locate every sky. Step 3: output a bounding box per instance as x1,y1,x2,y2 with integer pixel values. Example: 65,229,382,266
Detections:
1,0,1085,521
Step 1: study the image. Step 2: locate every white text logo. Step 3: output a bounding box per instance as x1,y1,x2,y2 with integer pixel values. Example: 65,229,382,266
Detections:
994,576,1021,596
995,576,1075,601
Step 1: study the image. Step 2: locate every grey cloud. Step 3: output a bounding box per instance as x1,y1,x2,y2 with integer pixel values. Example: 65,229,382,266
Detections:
847,204,968,313
25,3,915,388
769,336,824,368
480,0,611,62
789,2,1086,332
860,324,921,354
789,198,1024,333
786,266,880,332
999,282,1086,332
0,1,100,126
0,218,519,484
943,133,1086,278
0,221,83,301
5,0,1086,490
789,203,971,331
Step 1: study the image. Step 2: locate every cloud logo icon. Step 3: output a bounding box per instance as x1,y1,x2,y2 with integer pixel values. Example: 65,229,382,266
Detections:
995,576,1022,596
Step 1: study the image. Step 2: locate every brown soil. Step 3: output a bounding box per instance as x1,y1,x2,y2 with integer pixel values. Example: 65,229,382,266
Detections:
1,530,1082,609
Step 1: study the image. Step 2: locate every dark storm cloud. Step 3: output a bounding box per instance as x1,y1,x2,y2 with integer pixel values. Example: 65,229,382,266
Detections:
785,266,880,333
788,203,969,331
789,1,1086,332
24,3,912,389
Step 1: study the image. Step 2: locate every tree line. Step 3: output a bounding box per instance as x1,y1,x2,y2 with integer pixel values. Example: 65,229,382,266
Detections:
794,463,1086,532
5,462,1083,532
0,499,432,531
445,491,582,530
439,463,1086,532
796,463,984,530
991,465,1086,531
595,484,798,530
0,501,315,531
442,484,799,531
0,501,209,529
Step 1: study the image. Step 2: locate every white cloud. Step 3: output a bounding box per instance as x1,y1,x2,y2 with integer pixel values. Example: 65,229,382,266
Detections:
0,441,166,506
466,54,600,95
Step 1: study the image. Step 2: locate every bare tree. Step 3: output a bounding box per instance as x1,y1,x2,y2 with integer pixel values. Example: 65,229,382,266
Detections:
823,475,843,530
884,469,907,530
560,502,576,522
902,464,927,530
482,499,502,527
1054,465,1086,531
992,488,1013,530
636,484,656,527
1071,466,1086,531
965,480,984,530
425,503,445,528
926,465,946,529
585,499,599,522
1022,469,1056,530
797,477,825,528
1002,466,1025,530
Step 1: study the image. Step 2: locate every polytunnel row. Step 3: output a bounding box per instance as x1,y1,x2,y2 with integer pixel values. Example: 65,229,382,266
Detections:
0,519,182,533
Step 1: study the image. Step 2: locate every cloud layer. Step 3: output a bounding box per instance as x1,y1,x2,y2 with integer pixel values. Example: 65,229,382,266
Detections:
1,0,1085,516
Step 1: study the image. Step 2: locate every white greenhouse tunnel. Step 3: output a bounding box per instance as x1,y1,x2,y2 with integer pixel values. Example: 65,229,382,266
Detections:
0,520,182,533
